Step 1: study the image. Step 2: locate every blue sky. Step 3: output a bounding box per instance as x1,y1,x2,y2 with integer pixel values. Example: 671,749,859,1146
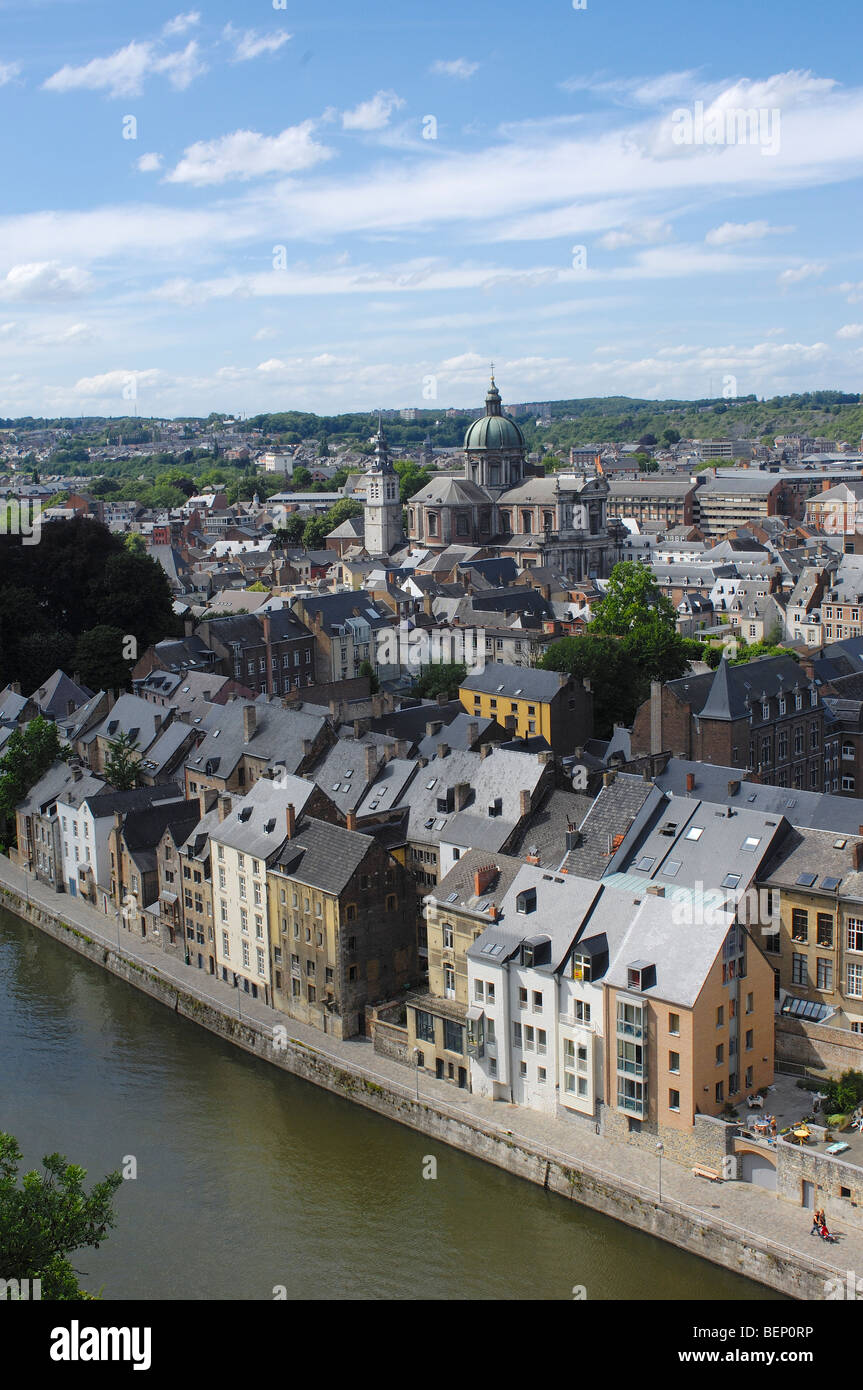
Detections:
1,0,862,418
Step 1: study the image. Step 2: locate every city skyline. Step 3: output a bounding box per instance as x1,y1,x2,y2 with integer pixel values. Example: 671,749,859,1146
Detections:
0,0,862,416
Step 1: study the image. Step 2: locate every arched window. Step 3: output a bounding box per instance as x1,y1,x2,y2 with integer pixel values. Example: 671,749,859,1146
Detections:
522,510,533,533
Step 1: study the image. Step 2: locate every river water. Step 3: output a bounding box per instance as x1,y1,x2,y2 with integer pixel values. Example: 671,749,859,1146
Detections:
0,908,782,1301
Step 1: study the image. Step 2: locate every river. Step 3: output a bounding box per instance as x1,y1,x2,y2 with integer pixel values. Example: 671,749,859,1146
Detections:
0,908,782,1301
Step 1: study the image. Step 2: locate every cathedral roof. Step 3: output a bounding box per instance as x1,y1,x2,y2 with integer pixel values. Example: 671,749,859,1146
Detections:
411,476,490,506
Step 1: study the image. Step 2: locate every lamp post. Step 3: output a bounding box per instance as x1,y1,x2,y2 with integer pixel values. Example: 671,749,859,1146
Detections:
656,1141,664,1204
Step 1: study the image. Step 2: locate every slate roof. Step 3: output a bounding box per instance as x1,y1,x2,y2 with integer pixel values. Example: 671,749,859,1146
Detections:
425,848,525,917
468,864,604,972
416,711,498,758
209,774,317,859
505,785,594,869
459,663,569,702
186,699,328,780
272,816,376,895
603,894,734,1009
29,670,94,720
561,774,661,880
652,757,863,834
369,699,464,741
62,782,185,818
670,655,811,722
761,826,863,903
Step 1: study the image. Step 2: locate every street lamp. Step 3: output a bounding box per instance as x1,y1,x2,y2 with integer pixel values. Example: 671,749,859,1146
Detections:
656,1141,664,1204
412,1046,421,1101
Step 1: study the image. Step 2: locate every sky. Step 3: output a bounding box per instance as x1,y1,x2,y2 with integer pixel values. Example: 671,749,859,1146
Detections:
1,0,862,418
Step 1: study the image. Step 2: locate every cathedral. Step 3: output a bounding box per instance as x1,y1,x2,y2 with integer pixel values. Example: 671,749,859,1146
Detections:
362,375,625,579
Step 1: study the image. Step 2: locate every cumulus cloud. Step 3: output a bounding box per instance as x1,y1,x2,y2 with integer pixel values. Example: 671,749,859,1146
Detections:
706,220,792,246
598,218,672,250
136,152,163,173
69,367,163,398
0,60,21,87
43,39,206,97
166,122,333,185
223,25,292,61
0,262,92,301
342,90,405,131
837,323,863,338
163,12,200,37
430,59,479,79
839,281,863,304
778,262,825,286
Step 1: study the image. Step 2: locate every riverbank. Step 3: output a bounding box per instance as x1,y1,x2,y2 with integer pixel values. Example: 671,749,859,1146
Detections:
0,856,849,1300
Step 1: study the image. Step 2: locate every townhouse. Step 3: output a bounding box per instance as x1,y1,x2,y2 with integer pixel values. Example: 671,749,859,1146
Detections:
196,609,316,699
54,781,185,903
292,590,400,686
459,662,593,754
183,698,333,800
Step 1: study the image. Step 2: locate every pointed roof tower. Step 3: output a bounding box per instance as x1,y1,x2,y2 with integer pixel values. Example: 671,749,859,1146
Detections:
370,411,395,474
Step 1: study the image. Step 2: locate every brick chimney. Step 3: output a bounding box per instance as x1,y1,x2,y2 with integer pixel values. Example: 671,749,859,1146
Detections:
480,743,493,759
727,779,740,796
488,903,499,921
286,803,296,839
217,793,232,822
474,863,498,896
519,789,532,817
437,742,450,759
365,744,378,780
854,841,863,872
466,721,479,747
346,811,357,831
455,782,471,811
243,704,257,742
426,720,442,738
394,739,408,760
686,772,695,792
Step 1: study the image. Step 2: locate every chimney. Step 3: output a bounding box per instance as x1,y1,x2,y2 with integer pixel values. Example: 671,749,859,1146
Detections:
474,863,498,896
646,884,666,898
301,737,313,757
426,720,443,738
437,692,448,707
365,744,378,780
454,781,471,811
602,770,616,787
685,772,695,793
466,721,479,747
519,790,531,817
728,779,740,796
243,704,257,742
217,793,232,822
346,811,358,831
437,742,450,759
480,743,493,759
286,803,296,839
394,739,408,760
72,766,82,782
184,616,195,636
371,694,384,718
153,712,163,733
650,679,663,756
488,903,499,921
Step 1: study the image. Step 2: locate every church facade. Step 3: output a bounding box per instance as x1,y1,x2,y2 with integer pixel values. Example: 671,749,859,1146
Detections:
405,377,625,578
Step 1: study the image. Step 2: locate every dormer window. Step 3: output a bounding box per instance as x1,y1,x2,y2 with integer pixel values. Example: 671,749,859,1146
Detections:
516,887,537,914
572,952,592,982
762,703,770,720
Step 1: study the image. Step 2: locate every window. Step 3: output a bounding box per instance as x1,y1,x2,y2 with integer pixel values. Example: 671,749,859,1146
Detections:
242,941,250,968
669,1051,680,1073
716,1006,724,1028
574,1000,591,1023
792,952,808,986
443,1019,462,1054
444,966,455,999
533,990,543,1011
474,979,484,1001
222,930,230,957
791,908,808,943
848,919,863,953
817,913,834,947
715,1081,724,1104
715,1043,724,1065
817,958,833,991
848,963,863,999
668,1012,680,1035
745,1029,753,1051
745,992,753,1014
519,987,528,1009
669,1089,680,1112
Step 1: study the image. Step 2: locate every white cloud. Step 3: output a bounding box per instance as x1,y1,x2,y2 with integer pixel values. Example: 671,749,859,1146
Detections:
136,152,163,173
0,262,92,301
163,12,200,37
705,220,792,246
0,60,21,87
166,122,333,185
69,367,163,398
839,281,863,304
430,59,479,80
837,323,863,339
43,39,206,98
778,262,825,286
223,25,292,61
598,218,672,250
342,90,405,131
253,326,279,341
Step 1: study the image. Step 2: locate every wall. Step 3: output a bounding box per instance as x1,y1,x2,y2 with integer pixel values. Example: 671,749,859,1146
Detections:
777,1017,863,1074
776,1136,863,1231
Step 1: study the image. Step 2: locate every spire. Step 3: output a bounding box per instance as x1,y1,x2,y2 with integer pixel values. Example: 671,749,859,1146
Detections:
485,366,502,417
370,412,394,474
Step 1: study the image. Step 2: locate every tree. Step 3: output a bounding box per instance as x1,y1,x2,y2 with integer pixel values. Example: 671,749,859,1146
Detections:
103,730,141,790
662,428,681,445
302,516,329,550
412,663,466,700
538,634,644,736
0,1131,122,1300
394,459,432,504
272,514,306,548
0,716,64,847
123,532,145,556
292,466,312,489
74,625,134,691
591,561,690,684
358,659,379,694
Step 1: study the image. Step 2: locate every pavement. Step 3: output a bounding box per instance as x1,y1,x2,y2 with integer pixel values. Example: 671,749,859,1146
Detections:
3,853,863,1293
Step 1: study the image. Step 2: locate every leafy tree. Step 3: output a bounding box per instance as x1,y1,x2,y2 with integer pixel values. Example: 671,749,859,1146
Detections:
74,625,134,691
0,716,65,846
273,514,306,548
358,659,379,694
591,561,690,685
729,639,798,666
292,466,312,489
0,1131,122,1300
247,581,267,592
412,662,466,700
394,459,432,504
662,428,681,445
823,1070,863,1117
103,730,141,790
538,634,644,736
302,516,329,550
123,532,145,556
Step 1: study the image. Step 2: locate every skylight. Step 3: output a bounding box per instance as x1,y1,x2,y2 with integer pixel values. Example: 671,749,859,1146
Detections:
664,860,681,878
685,826,704,841
741,837,760,851
634,855,655,872
795,872,817,888
721,873,741,889
821,876,841,892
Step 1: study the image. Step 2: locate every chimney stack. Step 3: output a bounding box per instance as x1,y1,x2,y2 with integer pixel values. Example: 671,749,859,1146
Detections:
394,739,408,760
217,793,232,823
474,864,498,896
685,772,695,793
728,779,740,796
243,704,257,742
480,743,493,759
466,721,479,747
301,737,313,757
346,811,358,831
286,803,296,839
365,744,378,781
437,742,450,759
426,720,442,738
519,789,532,818
455,782,471,811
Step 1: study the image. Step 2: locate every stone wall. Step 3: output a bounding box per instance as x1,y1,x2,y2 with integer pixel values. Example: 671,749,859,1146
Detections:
777,1018,863,1076
366,1000,410,1065
776,1136,863,1231
602,1104,734,1170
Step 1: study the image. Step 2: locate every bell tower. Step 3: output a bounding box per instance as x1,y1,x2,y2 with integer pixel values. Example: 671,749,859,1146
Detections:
364,415,402,557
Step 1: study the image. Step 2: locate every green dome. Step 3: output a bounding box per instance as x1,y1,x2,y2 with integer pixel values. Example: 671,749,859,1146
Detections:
463,376,525,452
464,412,525,452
